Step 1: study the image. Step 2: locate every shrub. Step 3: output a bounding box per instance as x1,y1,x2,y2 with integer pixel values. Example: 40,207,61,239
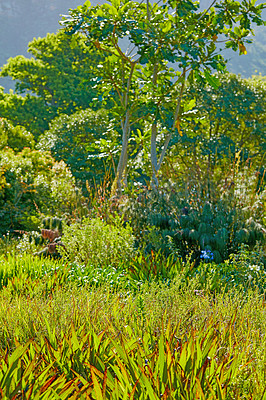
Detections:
0,118,35,152
61,216,135,267
37,108,119,190
0,147,83,234
123,180,265,263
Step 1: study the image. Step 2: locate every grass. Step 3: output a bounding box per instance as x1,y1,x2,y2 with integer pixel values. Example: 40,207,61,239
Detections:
0,249,265,398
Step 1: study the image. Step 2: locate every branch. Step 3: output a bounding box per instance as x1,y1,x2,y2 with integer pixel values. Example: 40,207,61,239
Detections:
158,67,187,169
125,62,136,108
155,65,192,109
197,0,219,23
146,0,151,20
113,37,135,66
107,74,124,105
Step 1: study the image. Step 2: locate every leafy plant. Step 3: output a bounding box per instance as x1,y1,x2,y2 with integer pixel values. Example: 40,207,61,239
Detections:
0,147,84,234
0,311,265,399
38,107,119,189
60,216,135,267
62,0,265,192
123,179,265,263
0,31,103,137
0,117,35,152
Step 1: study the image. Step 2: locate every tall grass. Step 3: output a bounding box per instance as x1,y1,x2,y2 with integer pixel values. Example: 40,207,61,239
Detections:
0,250,265,398
0,268,265,398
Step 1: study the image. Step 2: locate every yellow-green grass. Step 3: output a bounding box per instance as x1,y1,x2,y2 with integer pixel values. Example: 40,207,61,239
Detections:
0,253,265,398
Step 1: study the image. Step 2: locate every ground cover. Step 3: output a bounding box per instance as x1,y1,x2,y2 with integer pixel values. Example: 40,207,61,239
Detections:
0,251,265,399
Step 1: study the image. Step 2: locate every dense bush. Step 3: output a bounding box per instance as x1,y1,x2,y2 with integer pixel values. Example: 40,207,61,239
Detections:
0,147,82,234
0,118,35,152
167,74,266,193
60,216,135,267
123,176,266,263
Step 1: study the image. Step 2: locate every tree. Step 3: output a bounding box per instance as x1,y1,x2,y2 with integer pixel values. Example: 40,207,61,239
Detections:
37,107,119,189
187,73,266,160
166,73,266,197
0,31,103,137
61,0,265,194
0,117,35,152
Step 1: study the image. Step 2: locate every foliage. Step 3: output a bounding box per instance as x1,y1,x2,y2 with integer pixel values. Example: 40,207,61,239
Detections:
226,22,266,77
38,107,119,189
62,0,265,191
199,243,266,292
0,31,103,137
0,117,35,152
0,147,82,234
170,200,265,264
0,253,265,398
60,216,135,267
174,74,266,181
1,318,263,399
123,169,266,263
0,86,52,139
0,253,67,292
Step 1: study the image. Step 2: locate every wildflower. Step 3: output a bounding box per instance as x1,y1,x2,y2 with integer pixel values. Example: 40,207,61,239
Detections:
249,264,260,272
200,250,214,261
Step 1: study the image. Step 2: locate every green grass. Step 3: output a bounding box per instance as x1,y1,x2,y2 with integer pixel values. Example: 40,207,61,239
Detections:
0,251,265,398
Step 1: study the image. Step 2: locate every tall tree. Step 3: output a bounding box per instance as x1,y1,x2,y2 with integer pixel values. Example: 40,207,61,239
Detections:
0,31,102,137
62,0,265,193
166,73,266,199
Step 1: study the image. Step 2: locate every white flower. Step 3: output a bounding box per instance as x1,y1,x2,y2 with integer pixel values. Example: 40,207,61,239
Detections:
249,265,260,272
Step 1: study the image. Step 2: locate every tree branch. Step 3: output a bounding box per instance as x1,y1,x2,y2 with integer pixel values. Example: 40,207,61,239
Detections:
158,67,186,169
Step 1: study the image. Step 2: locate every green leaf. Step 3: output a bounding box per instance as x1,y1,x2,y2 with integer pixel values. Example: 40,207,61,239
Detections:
105,3,118,16
162,20,171,33
183,98,196,113
204,70,220,90
111,0,121,9
91,366,104,400
84,0,91,11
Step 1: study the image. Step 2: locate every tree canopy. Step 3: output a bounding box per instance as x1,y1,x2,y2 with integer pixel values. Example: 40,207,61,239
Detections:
61,0,265,193
0,31,102,137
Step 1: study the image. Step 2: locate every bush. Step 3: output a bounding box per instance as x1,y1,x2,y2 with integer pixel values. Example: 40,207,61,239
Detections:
0,147,84,234
61,216,135,267
0,118,35,152
123,180,265,263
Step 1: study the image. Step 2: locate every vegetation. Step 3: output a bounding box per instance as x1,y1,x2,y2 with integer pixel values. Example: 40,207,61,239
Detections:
37,107,119,188
0,31,103,137
0,147,82,234
0,0,265,398
0,250,265,398
62,0,265,192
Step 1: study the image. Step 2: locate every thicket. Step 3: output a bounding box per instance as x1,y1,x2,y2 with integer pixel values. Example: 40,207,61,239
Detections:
37,107,119,189
0,146,83,234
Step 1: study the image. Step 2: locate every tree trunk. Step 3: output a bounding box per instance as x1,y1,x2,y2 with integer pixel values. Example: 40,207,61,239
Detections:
151,122,159,189
111,110,130,196
150,69,186,189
